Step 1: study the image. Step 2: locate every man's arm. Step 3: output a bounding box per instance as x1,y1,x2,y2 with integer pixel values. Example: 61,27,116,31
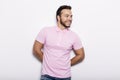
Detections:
33,40,44,62
71,48,85,66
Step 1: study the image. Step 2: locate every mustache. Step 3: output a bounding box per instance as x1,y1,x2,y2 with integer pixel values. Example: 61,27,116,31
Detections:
66,20,72,23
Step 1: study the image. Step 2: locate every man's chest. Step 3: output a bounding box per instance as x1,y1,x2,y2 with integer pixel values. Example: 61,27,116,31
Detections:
45,31,74,50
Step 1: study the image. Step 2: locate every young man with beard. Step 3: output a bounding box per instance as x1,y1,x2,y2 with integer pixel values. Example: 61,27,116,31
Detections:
33,5,85,80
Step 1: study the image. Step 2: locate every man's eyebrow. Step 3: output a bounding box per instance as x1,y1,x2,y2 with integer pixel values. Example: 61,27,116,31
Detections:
64,14,73,15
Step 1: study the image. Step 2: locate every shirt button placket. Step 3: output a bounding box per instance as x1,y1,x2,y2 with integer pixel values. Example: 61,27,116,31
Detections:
57,31,62,46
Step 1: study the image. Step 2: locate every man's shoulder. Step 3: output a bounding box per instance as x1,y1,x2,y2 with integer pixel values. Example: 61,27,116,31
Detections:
68,29,78,36
68,29,81,40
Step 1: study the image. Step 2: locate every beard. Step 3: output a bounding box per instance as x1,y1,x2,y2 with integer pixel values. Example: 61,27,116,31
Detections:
60,18,72,28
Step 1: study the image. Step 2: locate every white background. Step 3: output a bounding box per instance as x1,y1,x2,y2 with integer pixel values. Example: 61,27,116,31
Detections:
0,0,120,80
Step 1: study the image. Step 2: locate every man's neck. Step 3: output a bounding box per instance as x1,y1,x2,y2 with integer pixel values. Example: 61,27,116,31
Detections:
57,23,66,30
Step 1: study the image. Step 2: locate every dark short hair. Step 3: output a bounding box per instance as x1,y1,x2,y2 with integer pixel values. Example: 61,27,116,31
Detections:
56,5,72,21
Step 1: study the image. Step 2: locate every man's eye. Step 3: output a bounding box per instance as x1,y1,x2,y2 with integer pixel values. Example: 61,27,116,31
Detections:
65,15,69,17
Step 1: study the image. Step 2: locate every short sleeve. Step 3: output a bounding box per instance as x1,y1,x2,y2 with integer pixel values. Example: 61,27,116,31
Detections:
35,28,46,44
72,35,83,50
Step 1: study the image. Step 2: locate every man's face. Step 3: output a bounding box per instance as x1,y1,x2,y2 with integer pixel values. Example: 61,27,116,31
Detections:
58,9,72,28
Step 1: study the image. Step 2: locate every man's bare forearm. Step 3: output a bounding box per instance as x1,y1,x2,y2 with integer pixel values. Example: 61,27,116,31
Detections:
71,54,84,66
33,46,43,62
34,50,43,62
33,41,44,62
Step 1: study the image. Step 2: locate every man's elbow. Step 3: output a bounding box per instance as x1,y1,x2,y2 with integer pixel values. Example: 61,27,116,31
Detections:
79,52,85,62
32,46,37,56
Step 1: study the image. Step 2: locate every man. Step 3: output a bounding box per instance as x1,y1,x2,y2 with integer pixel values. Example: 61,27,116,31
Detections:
33,5,85,80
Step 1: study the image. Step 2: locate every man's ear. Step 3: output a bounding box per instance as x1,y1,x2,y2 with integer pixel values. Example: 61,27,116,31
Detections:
57,15,60,21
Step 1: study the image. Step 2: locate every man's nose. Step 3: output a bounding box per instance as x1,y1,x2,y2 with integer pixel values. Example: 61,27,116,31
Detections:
68,17,72,21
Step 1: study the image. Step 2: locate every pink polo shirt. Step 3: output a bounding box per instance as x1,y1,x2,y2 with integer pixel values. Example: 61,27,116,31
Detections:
36,26,83,78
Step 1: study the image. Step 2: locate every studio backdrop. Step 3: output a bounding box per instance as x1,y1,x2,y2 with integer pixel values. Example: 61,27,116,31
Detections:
0,0,120,80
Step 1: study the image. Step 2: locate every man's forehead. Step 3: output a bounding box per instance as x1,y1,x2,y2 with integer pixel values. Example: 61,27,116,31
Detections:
61,9,72,15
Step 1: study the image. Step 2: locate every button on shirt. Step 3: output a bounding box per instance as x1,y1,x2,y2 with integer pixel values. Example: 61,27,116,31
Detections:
36,26,83,78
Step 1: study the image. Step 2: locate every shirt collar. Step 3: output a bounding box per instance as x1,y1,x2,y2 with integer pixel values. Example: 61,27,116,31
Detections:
55,26,69,32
